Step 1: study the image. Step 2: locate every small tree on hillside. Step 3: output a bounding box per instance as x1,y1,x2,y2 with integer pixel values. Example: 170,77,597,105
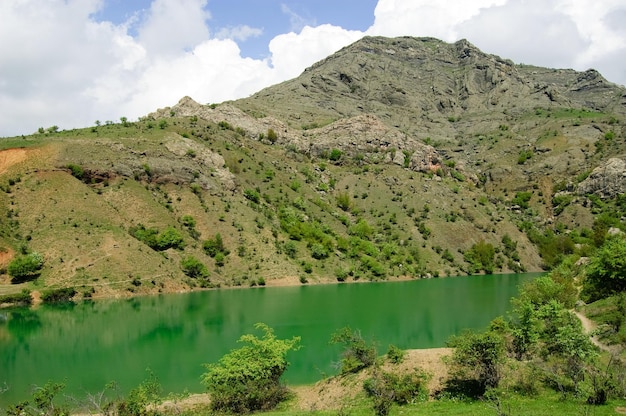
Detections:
8,252,44,283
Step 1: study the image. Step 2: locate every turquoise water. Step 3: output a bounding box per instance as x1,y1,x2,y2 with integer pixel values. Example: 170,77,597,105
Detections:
0,273,535,405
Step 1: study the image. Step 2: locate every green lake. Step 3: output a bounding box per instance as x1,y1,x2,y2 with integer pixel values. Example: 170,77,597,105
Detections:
0,273,536,405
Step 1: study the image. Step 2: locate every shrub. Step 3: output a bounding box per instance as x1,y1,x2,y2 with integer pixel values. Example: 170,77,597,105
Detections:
66,164,84,180
41,287,76,303
310,243,329,259
386,344,405,364
202,323,300,414
512,191,532,209
583,235,626,301
155,227,185,250
336,192,351,211
364,369,429,415
117,370,162,416
517,149,533,164
266,128,278,143
330,327,376,374
447,329,506,395
8,252,44,283
464,241,495,274
329,148,342,161
180,256,209,279
244,188,260,203
203,233,228,258
0,290,32,306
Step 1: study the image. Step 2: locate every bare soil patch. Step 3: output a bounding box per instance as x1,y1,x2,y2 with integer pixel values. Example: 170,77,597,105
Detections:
0,148,28,175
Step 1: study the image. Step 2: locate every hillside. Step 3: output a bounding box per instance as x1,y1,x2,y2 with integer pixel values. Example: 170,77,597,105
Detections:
0,36,625,300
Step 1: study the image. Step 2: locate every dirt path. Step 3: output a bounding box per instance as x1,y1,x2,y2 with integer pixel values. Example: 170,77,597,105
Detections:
573,310,622,355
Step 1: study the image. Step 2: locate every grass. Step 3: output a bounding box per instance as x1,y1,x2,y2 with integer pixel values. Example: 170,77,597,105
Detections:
186,391,626,416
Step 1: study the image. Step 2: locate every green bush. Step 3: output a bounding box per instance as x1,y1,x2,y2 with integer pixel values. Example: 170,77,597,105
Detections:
386,344,405,364
41,287,76,303
266,128,278,143
117,370,162,416
330,327,377,374
66,163,84,180
202,323,300,414
310,243,329,259
463,241,495,274
447,329,506,395
155,227,185,250
244,188,261,203
512,191,532,209
129,225,184,251
364,369,429,415
203,233,229,258
0,289,32,306
329,148,342,161
583,235,626,301
180,256,209,279
8,252,44,283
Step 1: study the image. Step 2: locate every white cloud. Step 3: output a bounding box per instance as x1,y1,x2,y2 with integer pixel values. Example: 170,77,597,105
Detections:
368,0,626,86
0,0,625,137
137,0,210,56
369,0,507,40
456,0,589,69
214,25,263,42
269,25,363,79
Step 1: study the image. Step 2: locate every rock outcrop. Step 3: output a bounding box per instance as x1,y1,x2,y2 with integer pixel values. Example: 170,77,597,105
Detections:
577,158,626,198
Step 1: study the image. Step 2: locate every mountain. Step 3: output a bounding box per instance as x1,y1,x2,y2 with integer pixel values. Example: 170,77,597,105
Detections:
0,36,624,301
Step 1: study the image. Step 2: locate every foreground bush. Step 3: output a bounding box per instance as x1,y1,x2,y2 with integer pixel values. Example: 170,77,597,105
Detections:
364,368,429,416
330,326,377,374
202,323,300,414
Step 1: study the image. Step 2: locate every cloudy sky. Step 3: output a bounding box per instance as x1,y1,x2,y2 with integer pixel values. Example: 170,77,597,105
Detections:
1,0,625,137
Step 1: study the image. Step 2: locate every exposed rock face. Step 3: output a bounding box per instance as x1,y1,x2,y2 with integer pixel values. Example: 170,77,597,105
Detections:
577,158,626,198
164,135,236,191
148,96,293,143
147,37,626,192
148,96,445,174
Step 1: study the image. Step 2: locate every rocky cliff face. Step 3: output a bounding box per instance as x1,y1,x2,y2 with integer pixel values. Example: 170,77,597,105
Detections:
578,158,626,198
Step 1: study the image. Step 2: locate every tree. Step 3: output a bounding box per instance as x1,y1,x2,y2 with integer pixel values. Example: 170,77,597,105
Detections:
202,323,300,414
447,329,506,395
203,233,228,257
464,240,496,274
330,327,377,373
155,227,185,250
180,256,209,279
583,235,626,301
8,252,44,283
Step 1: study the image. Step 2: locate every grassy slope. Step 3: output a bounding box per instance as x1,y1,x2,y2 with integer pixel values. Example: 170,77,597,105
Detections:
0,102,624,299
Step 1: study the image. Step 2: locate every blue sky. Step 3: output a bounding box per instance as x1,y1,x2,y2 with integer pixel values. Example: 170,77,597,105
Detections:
94,0,378,58
0,0,625,136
